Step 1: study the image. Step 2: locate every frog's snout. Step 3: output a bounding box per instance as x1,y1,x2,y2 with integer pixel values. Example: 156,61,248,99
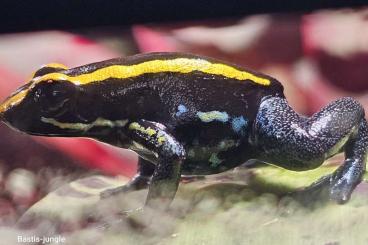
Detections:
0,97,13,122
0,83,31,120
0,99,8,122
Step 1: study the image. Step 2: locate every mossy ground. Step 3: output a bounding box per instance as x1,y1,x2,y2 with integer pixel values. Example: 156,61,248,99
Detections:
2,155,368,245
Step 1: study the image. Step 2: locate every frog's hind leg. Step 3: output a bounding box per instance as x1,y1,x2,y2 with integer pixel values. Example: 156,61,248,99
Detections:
100,157,155,199
329,118,368,203
253,96,368,204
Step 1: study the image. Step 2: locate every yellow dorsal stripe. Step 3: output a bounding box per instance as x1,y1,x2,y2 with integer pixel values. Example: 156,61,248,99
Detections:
0,58,270,114
33,58,271,86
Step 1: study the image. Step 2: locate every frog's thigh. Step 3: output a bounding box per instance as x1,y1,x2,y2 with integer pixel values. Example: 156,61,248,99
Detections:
254,97,368,203
127,120,186,210
254,97,363,168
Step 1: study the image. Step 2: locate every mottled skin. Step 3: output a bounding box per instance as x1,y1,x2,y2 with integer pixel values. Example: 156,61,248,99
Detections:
0,52,367,210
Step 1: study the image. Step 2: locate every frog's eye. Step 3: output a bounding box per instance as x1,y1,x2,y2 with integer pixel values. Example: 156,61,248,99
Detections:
34,82,74,113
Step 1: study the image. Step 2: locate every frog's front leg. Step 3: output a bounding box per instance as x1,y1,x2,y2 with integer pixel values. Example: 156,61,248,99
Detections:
113,120,185,210
100,157,155,198
253,96,368,204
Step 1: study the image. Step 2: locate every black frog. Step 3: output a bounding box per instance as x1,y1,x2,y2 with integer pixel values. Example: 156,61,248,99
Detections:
0,52,367,209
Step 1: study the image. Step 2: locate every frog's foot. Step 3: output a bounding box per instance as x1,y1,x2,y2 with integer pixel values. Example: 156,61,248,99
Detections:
292,158,364,205
123,207,150,229
100,158,154,199
100,186,129,199
290,175,331,206
122,206,144,217
100,176,150,199
96,207,145,230
122,207,165,231
329,159,364,204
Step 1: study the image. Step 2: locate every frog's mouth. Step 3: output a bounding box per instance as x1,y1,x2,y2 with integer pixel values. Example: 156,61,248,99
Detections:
39,117,129,136
0,117,88,137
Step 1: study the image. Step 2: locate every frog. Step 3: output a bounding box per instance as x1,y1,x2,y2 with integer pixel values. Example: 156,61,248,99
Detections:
0,52,367,210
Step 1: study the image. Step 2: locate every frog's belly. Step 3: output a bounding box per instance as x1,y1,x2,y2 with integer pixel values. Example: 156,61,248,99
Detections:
181,140,248,175
130,136,251,175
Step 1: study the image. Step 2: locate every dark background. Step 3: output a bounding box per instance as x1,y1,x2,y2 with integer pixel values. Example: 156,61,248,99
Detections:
1,0,367,33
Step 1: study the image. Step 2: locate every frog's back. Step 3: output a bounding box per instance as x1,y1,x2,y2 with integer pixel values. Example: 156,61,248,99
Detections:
64,52,284,128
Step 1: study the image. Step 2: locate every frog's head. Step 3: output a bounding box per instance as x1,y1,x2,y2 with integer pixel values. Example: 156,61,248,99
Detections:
0,64,80,136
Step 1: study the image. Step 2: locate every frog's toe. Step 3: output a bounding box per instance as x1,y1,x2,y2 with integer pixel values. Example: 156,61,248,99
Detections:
123,206,144,217
100,186,126,199
329,178,353,204
124,207,160,229
96,207,144,230
100,189,115,199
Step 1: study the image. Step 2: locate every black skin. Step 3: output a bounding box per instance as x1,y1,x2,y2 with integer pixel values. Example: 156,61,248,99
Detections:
1,52,367,210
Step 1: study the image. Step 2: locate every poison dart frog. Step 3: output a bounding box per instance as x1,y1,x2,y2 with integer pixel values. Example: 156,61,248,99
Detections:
0,52,367,209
